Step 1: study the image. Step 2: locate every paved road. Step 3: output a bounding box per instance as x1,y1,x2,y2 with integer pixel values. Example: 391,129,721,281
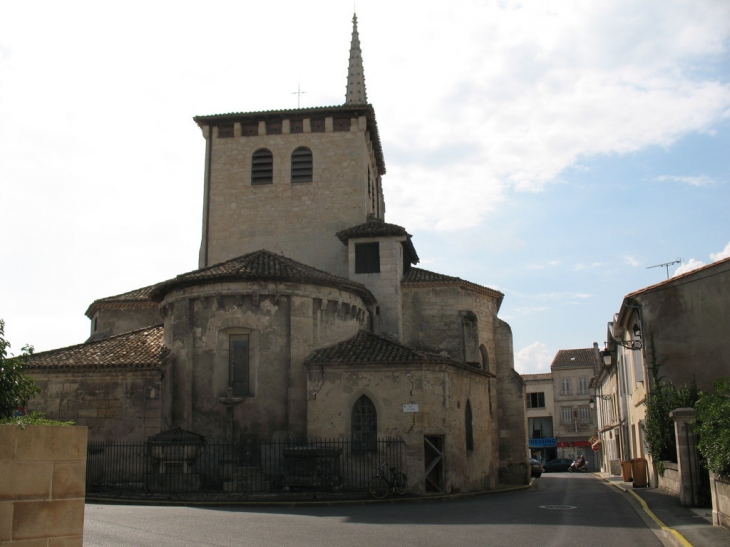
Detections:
84,474,663,547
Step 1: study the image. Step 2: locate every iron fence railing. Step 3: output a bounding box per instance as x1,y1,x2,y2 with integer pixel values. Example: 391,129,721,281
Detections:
86,437,405,494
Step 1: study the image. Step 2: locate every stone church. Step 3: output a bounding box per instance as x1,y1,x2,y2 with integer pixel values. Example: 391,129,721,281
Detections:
26,16,528,492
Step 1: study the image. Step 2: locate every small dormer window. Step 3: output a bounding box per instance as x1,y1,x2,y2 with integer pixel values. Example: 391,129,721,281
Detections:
355,242,380,273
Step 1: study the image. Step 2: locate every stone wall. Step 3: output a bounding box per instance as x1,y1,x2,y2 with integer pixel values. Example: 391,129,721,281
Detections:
401,285,499,367
306,362,496,493
161,280,367,440
200,116,380,276
349,237,404,341
710,473,730,531
0,425,87,546
658,462,681,496
89,305,160,341
29,369,162,442
494,318,529,485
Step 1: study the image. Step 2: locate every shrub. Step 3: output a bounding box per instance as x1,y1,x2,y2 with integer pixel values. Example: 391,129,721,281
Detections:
0,411,74,427
0,319,40,419
695,378,730,478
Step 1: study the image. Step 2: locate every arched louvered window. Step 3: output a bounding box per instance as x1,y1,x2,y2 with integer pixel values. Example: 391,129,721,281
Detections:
251,148,273,185
291,146,313,183
465,400,474,452
352,395,377,453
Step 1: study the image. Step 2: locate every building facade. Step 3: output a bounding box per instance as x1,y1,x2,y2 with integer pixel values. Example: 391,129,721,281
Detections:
25,15,528,493
550,349,599,469
594,256,730,483
522,373,556,463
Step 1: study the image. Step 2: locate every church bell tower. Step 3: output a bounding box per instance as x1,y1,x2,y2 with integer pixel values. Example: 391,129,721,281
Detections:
194,15,385,277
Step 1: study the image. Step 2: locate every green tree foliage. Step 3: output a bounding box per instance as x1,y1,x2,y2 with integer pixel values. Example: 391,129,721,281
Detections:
643,334,698,474
695,378,730,478
0,319,40,419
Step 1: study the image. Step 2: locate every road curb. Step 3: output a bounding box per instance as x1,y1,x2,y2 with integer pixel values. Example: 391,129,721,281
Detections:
596,474,693,547
85,480,535,508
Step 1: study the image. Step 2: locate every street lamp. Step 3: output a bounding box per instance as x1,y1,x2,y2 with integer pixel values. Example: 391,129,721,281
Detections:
588,395,612,409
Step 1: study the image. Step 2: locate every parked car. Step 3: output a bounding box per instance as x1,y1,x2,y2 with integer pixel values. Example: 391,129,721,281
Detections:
543,458,574,472
530,458,545,478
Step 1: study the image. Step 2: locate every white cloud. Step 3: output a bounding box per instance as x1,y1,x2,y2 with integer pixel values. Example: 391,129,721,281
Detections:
381,0,730,231
710,241,730,261
655,175,716,187
624,256,640,266
673,241,730,277
673,258,707,276
515,342,553,374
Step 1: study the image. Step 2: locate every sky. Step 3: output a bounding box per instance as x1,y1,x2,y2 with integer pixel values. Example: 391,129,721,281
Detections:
1,0,729,375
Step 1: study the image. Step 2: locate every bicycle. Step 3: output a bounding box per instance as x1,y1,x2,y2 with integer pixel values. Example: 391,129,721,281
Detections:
368,463,408,498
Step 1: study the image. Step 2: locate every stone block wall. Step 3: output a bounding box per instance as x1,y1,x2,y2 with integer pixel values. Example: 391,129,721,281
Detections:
349,237,404,341
200,116,379,276
658,462,681,495
710,473,730,530
160,281,367,440
29,370,162,442
89,305,161,341
494,318,529,485
0,425,87,546
306,362,496,493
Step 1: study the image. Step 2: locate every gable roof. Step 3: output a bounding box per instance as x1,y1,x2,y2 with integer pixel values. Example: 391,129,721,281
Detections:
25,325,167,371
550,348,597,369
402,267,504,306
149,249,376,305
305,330,461,366
85,283,160,318
193,104,385,175
336,221,419,264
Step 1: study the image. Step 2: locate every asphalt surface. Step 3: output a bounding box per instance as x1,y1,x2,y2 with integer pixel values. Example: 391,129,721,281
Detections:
84,474,664,547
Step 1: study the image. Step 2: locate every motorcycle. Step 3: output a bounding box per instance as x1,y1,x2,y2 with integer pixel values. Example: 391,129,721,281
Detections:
568,459,587,472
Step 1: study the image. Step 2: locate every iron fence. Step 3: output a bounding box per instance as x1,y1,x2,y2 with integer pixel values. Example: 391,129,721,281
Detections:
86,437,405,494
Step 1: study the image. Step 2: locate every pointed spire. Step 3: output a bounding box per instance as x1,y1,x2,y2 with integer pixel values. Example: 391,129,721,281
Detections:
345,13,368,105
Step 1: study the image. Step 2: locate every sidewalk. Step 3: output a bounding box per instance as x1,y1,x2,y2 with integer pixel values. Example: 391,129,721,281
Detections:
599,473,730,547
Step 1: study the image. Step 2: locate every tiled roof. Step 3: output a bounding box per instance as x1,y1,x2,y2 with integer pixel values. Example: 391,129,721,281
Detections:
336,222,419,264
336,222,409,241
85,283,161,318
624,255,730,301
150,250,376,305
550,349,597,369
25,325,167,371
305,330,461,366
522,372,552,381
192,104,386,175
402,268,504,304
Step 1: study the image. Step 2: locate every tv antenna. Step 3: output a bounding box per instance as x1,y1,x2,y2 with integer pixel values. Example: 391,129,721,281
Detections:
647,258,682,279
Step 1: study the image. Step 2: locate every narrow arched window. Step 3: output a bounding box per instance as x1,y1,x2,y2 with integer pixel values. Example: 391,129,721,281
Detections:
291,146,313,183
465,400,474,452
479,344,490,372
352,395,377,453
252,148,273,185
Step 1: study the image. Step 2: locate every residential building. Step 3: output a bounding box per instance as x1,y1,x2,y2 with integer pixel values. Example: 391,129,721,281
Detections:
550,349,599,469
595,256,730,484
523,373,556,463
